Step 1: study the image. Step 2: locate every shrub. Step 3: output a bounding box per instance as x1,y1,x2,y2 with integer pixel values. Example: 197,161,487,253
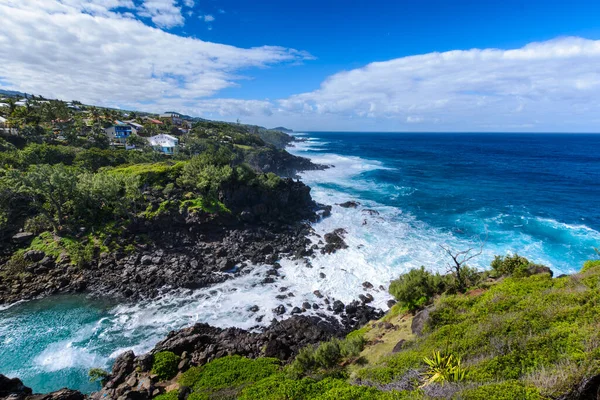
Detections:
290,336,366,378
254,172,282,190
107,162,183,187
459,381,542,400
151,351,180,381
3,251,29,275
18,143,78,166
582,259,600,273
88,368,109,386
239,375,396,400
23,214,53,234
421,351,467,386
490,254,533,277
389,267,446,312
340,335,366,358
153,391,179,400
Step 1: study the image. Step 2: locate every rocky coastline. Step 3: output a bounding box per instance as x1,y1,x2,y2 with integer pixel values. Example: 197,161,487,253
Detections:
0,148,389,400
1,300,383,400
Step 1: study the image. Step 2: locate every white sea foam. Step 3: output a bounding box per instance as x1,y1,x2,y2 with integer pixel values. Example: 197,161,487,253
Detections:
34,323,105,372
5,133,600,392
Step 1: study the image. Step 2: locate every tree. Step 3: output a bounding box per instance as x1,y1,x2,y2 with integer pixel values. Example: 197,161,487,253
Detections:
86,125,110,149
126,133,148,148
439,232,487,292
3,164,80,231
389,267,447,312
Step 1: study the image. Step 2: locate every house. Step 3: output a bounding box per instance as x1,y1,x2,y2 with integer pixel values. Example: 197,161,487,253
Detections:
147,134,179,155
104,120,132,145
143,116,163,125
125,120,144,134
160,112,183,126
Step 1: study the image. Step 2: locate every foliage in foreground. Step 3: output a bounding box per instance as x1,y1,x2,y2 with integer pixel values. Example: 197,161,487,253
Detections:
152,351,180,381
356,260,600,399
421,351,467,386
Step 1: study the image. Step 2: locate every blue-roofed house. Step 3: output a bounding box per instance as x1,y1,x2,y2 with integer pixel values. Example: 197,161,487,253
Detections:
104,120,132,145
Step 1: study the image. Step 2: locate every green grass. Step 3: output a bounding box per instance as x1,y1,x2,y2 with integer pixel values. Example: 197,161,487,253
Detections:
106,161,184,186
178,356,280,399
352,261,600,398
179,196,231,214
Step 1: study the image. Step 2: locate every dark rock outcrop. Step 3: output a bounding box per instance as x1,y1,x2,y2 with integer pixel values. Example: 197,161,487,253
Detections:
0,375,32,398
557,374,600,400
0,179,318,305
91,309,381,400
0,375,84,400
321,229,348,255
411,307,432,337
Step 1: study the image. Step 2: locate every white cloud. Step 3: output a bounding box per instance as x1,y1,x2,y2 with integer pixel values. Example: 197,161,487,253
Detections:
273,36,600,131
202,14,215,22
0,0,310,114
183,0,194,7
138,0,184,28
1,2,599,133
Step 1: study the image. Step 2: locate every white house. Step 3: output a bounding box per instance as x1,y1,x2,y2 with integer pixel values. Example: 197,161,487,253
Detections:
147,134,179,155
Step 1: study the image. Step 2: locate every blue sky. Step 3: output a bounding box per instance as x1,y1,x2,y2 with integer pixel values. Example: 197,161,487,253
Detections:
176,0,600,100
1,0,600,131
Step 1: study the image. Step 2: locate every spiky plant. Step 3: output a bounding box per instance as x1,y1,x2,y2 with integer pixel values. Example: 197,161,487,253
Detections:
421,350,467,386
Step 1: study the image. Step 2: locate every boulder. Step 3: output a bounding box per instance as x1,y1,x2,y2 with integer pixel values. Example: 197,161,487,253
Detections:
557,373,600,400
411,307,432,337
0,374,32,397
105,350,136,389
338,201,360,208
391,339,406,353
12,232,35,243
23,250,45,263
528,264,553,277
332,300,345,313
321,230,348,255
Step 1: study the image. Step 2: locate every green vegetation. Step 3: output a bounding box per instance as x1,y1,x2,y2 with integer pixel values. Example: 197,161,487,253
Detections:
88,368,110,386
0,101,297,274
154,391,180,400
149,256,600,400
459,381,542,400
289,335,366,377
152,351,180,381
388,267,447,312
421,351,467,386
352,258,600,399
179,356,280,398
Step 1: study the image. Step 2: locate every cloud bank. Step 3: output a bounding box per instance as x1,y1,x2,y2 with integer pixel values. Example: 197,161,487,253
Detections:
0,1,599,131
276,37,600,131
0,0,308,112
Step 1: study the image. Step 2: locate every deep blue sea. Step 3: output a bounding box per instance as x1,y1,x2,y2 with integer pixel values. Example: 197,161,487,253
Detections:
289,132,600,273
1,132,599,393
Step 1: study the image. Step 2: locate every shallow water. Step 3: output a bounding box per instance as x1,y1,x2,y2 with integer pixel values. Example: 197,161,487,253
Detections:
1,132,599,393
